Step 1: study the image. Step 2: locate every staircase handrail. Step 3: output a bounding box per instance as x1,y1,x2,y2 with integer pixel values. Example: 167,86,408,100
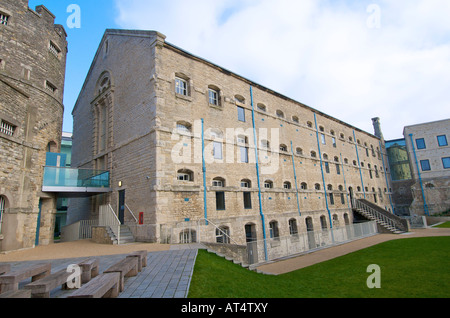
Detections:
353,199,409,232
201,218,240,246
99,204,121,244
125,203,138,224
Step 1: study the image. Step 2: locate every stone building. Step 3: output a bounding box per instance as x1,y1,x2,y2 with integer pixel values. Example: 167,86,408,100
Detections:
403,119,450,215
70,29,392,254
0,0,67,252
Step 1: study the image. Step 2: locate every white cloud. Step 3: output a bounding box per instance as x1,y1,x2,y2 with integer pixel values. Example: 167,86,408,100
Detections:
114,0,450,140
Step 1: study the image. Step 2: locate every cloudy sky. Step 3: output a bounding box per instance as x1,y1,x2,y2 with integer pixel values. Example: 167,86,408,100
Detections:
30,0,450,140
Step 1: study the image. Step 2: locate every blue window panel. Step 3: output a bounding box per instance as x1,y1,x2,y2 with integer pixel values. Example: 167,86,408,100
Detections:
237,107,245,122
443,157,450,169
420,159,431,171
437,135,448,147
416,138,426,149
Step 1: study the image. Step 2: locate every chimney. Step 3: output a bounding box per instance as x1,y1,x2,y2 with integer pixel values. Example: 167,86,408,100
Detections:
372,117,384,140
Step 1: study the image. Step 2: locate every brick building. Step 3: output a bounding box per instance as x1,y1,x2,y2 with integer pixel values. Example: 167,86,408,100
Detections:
0,0,67,252
70,29,392,258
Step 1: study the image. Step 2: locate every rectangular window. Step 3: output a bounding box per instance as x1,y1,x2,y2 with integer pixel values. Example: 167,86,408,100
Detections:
0,120,16,137
45,81,57,94
324,162,330,174
416,138,426,150
336,164,341,175
209,89,219,105
340,193,345,204
329,193,334,205
213,141,223,159
243,192,252,209
216,192,225,210
437,135,448,147
240,146,249,163
332,137,336,148
0,13,9,26
442,157,450,169
175,78,188,96
49,41,61,58
321,134,326,145
237,106,245,122
420,159,431,171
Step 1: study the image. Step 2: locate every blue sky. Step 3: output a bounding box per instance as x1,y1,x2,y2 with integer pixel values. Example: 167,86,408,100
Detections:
28,0,450,140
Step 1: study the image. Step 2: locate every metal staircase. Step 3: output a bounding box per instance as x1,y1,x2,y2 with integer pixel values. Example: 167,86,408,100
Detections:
352,199,409,234
106,225,135,245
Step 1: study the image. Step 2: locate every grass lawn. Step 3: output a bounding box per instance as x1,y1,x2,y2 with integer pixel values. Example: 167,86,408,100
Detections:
188,236,450,298
435,222,450,228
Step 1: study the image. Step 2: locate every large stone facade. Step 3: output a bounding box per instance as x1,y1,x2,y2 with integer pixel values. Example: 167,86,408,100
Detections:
403,119,450,215
0,0,67,251
70,29,392,247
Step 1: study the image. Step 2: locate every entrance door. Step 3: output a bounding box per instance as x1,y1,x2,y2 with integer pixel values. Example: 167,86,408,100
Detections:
118,190,125,224
245,224,258,265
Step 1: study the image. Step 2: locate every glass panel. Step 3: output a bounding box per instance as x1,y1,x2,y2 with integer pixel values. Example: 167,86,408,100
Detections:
43,167,110,188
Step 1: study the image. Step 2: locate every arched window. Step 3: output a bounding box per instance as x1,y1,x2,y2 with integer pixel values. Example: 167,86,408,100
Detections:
261,140,270,149
175,73,190,96
235,95,245,105
283,181,292,190
177,169,194,182
311,151,317,158
241,179,252,188
0,195,7,234
212,177,225,187
180,229,196,244
269,221,279,239
289,219,298,236
176,121,192,133
320,215,328,230
292,116,299,123
315,183,321,190
279,144,288,152
257,103,267,112
264,180,273,189
307,121,313,128
216,226,230,244
208,85,221,106
276,110,284,119
296,148,303,156
301,182,308,190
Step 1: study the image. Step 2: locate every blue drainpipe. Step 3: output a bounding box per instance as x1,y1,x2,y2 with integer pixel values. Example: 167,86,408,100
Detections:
250,86,268,261
408,134,429,216
353,130,366,200
201,118,208,225
290,141,302,216
314,113,334,243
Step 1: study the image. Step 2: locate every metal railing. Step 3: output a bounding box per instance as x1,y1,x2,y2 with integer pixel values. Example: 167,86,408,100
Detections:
99,204,121,244
353,199,397,229
125,204,138,224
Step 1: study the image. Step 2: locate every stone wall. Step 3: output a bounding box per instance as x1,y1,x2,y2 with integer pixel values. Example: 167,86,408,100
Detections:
0,0,67,251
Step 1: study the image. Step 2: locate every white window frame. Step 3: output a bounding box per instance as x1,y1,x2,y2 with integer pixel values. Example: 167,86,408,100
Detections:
0,13,9,25
0,120,16,137
175,77,188,96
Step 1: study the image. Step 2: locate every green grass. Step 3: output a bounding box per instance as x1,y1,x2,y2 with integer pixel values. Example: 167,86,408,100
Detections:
435,222,450,228
188,237,450,298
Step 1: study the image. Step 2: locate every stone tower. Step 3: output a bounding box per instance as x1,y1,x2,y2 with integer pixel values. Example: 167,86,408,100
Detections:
0,0,67,251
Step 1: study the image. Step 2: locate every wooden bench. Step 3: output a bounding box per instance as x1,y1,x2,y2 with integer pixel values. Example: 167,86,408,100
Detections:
67,272,120,298
0,263,51,294
78,258,99,284
126,250,148,272
0,264,11,276
0,289,31,298
23,268,79,298
103,257,138,292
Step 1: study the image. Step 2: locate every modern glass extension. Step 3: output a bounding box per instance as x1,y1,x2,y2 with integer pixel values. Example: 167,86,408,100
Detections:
42,167,111,195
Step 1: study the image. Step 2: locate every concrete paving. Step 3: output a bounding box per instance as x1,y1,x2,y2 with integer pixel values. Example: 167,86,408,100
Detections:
0,244,201,298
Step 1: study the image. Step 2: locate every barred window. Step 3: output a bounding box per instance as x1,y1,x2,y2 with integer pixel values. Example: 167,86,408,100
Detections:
0,120,16,137
0,13,9,26
45,81,57,94
49,41,61,58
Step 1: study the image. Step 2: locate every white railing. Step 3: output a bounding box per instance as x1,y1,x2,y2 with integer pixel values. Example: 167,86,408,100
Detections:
248,221,378,264
61,219,98,242
99,204,121,244
125,204,138,224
